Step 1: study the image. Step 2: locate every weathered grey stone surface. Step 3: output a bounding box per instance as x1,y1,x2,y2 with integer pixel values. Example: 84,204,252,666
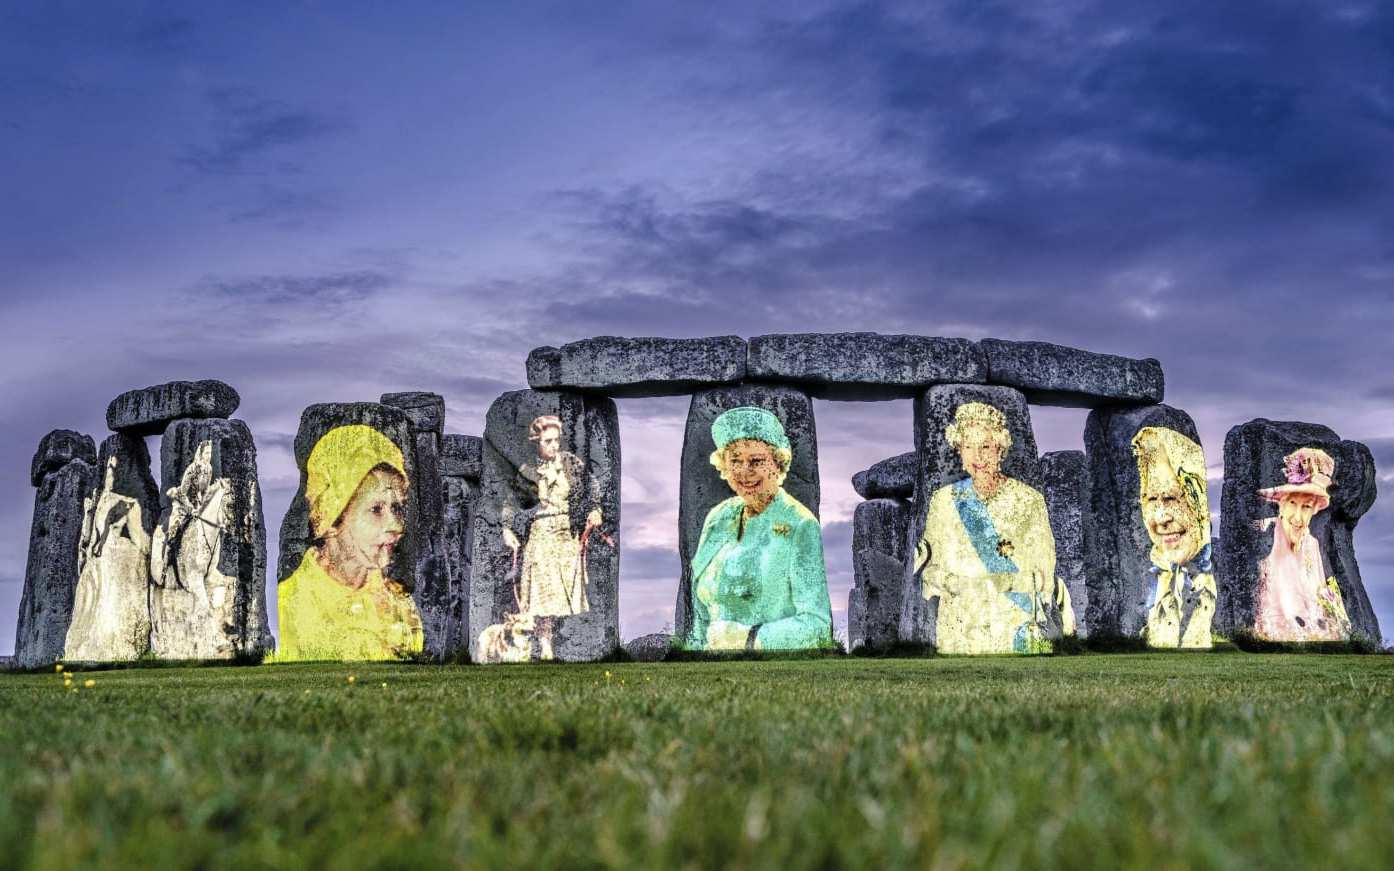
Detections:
852,452,916,500
747,333,986,400
979,340,1164,408
900,384,1040,645
381,392,454,656
442,475,478,653
849,498,912,650
1218,419,1381,641
65,434,159,661
441,434,483,480
527,336,747,397
148,418,271,659
1040,450,1091,638
674,384,819,641
14,452,98,668
381,391,445,436
1083,403,1202,639
470,390,620,662
624,632,673,662
106,380,240,436
30,429,96,487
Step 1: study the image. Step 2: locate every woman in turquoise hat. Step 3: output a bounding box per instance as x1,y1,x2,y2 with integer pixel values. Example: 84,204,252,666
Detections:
684,406,833,651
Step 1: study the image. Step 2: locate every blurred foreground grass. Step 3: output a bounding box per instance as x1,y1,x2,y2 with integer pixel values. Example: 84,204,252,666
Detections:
2,653,1392,870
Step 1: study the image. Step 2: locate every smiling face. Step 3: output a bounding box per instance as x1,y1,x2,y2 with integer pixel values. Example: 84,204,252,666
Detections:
1278,492,1323,544
956,423,1005,485
1141,471,1203,566
722,439,781,510
333,467,408,570
536,425,561,462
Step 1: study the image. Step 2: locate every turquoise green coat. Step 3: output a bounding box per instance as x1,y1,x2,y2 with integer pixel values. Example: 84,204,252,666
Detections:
685,488,834,651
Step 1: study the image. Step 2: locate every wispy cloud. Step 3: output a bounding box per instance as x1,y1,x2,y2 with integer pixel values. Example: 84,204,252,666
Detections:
180,88,347,176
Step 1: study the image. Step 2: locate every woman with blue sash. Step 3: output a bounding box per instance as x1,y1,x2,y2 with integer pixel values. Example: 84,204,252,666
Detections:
918,402,1074,654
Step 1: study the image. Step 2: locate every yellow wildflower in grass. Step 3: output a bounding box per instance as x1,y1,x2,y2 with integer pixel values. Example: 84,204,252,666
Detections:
55,664,64,673
347,675,357,684
84,679,95,688
381,682,388,688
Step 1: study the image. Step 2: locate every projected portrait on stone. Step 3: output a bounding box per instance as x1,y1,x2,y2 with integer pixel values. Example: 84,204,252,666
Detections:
477,414,605,662
917,402,1073,655
1132,427,1214,649
1253,447,1350,641
65,436,157,662
683,406,833,652
277,424,424,660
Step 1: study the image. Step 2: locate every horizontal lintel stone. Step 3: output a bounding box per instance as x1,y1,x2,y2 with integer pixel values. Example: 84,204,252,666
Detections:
527,335,747,397
106,379,240,435
979,339,1163,408
746,333,986,400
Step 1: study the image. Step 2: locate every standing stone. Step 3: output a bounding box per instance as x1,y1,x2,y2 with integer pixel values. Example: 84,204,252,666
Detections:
851,452,916,500
1040,450,1091,638
381,392,454,657
441,434,483,659
746,333,986,400
1218,420,1381,642
148,418,271,659
442,433,484,479
849,498,912,651
278,403,418,589
1083,403,1205,640
470,390,620,662
14,432,98,668
65,433,159,661
30,429,97,487
900,384,1040,645
978,340,1165,407
674,384,819,642
106,380,240,436
527,336,747,397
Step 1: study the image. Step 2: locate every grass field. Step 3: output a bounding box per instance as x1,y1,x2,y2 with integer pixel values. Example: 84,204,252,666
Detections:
2,653,1392,870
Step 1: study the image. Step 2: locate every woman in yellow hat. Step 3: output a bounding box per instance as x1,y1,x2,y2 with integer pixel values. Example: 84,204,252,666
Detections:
277,425,424,660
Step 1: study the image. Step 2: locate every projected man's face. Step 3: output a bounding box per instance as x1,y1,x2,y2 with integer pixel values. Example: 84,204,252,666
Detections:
537,426,561,462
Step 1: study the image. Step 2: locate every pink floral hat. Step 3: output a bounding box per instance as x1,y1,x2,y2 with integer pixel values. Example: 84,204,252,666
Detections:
1258,446,1334,510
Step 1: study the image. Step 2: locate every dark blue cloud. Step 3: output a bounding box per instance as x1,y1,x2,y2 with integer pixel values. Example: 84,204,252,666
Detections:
180,88,347,176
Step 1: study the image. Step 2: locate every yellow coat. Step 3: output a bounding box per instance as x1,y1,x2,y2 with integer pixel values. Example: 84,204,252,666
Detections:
277,549,424,661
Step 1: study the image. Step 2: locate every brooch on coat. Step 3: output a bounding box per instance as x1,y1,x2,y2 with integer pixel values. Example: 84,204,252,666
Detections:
996,538,1014,559
772,523,791,536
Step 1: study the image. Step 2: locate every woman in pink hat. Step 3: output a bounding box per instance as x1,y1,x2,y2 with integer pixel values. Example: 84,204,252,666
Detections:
1254,447,1351,641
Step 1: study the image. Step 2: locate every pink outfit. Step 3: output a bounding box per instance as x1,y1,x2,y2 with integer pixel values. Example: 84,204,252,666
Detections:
1254,525,1345,641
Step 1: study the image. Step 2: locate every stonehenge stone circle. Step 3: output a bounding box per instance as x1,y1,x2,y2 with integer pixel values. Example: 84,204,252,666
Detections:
1218,419,1381,642
106,379,240,436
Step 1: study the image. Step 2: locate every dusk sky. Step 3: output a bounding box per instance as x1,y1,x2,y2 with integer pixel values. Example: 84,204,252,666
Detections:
3,1,1393,653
